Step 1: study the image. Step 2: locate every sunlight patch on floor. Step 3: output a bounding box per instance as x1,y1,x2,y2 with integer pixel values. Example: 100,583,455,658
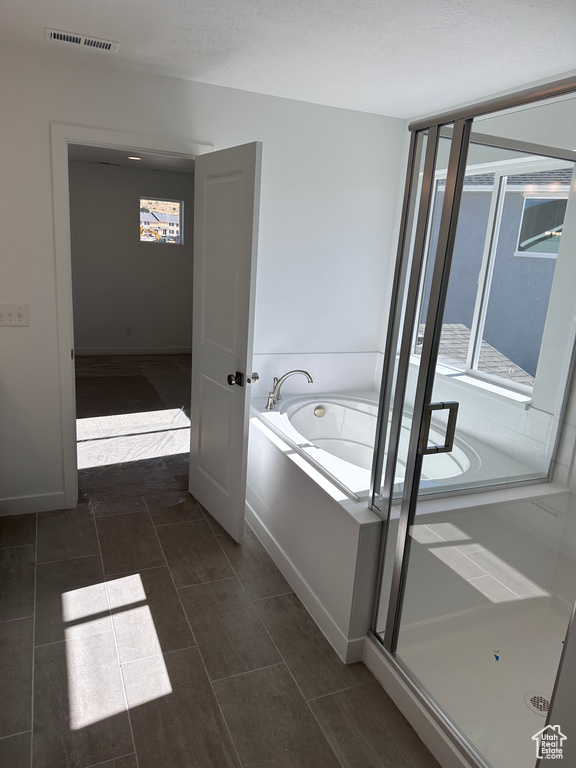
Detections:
77,408,190,441
410,522,550,603
63,574,172,730
76,407,190,468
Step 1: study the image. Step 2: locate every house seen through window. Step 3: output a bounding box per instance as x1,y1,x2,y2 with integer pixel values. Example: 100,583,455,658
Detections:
140,198,183,244
516,197,567,257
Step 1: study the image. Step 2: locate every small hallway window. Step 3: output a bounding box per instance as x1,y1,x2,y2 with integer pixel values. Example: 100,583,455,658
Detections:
140,198,183,244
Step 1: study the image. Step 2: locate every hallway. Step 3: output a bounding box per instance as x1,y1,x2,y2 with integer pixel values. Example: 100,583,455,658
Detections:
0,356,440,768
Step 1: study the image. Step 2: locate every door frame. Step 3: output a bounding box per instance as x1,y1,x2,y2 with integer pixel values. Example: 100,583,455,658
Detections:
50,123,213,507
380,117,473,651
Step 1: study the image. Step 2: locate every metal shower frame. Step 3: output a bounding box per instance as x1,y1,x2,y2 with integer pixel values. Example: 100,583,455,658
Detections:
368,75,576,768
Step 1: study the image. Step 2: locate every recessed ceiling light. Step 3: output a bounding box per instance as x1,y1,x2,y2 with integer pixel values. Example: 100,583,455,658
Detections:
128,156,142,161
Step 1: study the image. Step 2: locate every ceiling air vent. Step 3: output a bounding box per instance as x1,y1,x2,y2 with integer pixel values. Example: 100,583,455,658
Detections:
45,28,119,53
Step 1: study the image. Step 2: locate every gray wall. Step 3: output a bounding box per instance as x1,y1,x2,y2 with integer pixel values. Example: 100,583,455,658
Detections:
482,191,555,377
422,187,556,377
69,161,194,354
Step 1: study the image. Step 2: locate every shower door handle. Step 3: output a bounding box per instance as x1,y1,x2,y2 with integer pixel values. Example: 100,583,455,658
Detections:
418,401,459,455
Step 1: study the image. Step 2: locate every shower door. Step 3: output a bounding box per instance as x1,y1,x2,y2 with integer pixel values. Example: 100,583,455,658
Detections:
371,94,576,768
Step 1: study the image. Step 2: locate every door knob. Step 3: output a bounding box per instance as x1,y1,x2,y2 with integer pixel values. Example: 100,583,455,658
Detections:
247,372,259,385
227,371,244,387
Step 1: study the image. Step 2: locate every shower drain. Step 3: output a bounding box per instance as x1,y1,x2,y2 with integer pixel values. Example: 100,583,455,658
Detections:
524,691,550,717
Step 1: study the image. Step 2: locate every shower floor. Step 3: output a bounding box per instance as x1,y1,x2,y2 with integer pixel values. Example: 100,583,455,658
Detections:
396,595,571,768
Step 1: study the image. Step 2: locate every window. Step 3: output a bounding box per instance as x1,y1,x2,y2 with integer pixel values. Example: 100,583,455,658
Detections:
414,160,574,392
516,197,567,257
140,198,183,244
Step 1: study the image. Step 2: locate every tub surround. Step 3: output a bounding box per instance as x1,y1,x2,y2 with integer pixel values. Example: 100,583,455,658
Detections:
251,352,384,399
246,409,382,663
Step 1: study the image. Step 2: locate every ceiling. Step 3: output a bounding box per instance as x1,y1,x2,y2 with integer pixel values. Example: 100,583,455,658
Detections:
68,144,195,173
2,0,576,118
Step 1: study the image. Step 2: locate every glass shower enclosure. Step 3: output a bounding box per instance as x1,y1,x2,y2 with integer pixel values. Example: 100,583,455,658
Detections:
370,81,576,768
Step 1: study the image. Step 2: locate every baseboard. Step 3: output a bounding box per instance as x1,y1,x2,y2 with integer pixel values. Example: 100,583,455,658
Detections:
245,501,363,663
75,347,191,356
0,492,67,516
363,637,477,768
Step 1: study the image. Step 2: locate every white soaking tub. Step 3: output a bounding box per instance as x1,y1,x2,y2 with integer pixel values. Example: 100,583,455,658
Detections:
255,392,479,501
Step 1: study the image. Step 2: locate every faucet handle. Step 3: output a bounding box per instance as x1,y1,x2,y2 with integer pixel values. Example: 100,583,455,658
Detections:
273,377,281,401
265,391,276,410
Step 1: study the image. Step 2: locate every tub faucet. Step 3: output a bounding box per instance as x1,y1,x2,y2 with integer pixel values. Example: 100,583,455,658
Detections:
265,370,314,409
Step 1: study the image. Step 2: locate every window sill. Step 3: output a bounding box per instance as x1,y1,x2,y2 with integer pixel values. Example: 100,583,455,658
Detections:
513,250,558,260
410,357,532,407
439,368,531,408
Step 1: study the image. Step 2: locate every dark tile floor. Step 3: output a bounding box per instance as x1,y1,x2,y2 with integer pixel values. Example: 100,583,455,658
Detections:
0,355,441,768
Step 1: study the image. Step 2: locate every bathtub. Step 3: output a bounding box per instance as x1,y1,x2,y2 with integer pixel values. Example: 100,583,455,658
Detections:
253,391,481,501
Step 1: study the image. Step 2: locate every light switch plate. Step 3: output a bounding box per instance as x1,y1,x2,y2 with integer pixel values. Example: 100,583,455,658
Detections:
0,305,29,326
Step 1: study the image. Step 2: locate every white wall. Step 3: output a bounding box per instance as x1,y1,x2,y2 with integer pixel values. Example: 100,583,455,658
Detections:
69,161,194,354
0,45,405,512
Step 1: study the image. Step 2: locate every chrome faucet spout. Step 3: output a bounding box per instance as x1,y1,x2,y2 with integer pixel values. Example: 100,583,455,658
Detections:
265,370,314,410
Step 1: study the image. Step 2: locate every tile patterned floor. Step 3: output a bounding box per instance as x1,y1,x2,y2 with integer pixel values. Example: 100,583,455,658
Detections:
0,355,441,768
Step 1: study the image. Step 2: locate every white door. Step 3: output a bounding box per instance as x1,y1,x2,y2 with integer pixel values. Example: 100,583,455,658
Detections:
189,142,262,542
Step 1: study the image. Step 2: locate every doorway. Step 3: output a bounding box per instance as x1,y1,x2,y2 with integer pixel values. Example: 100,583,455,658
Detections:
52,126,263,542
66,143,196,498
50,123,212,509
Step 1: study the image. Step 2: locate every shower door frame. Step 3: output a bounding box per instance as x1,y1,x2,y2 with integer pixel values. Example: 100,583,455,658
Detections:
382,115,473,650
369,75,576,768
